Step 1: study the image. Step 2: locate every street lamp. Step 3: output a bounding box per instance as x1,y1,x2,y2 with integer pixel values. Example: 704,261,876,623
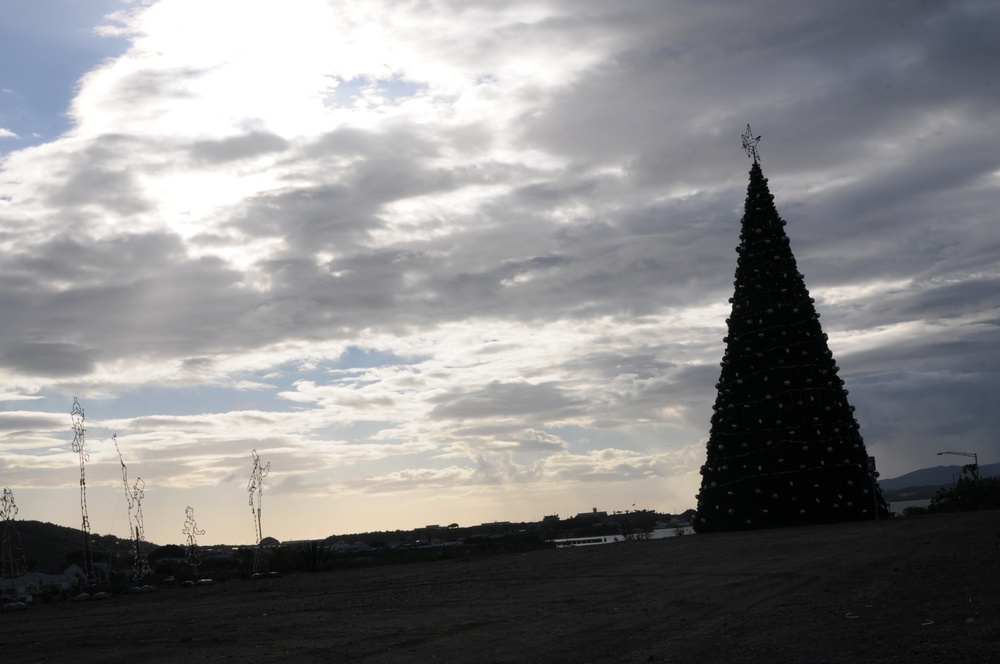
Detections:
937,451,979,480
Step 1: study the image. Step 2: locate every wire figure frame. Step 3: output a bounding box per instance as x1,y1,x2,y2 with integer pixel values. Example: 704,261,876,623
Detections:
114,435,152,581
71,398,97,586
1,488,27,596
183,506,206,576
247,449,270,575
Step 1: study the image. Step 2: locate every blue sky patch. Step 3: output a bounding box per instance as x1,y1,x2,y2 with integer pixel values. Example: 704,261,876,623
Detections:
0,0,129,153
327,76,425,107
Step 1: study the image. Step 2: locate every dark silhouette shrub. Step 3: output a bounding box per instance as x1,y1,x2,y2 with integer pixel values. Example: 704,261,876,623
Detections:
928,477,1000,513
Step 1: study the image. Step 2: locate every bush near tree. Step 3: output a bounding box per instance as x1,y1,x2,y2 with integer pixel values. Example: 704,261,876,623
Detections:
927,477,1000,513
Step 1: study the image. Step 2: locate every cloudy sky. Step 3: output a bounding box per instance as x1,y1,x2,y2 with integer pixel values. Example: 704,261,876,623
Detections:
1,0,998,545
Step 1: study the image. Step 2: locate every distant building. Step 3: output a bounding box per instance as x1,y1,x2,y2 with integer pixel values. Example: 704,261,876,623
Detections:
5,563,109,599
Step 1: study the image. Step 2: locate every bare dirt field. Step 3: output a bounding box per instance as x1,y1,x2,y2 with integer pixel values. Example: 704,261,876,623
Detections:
3,511,998,663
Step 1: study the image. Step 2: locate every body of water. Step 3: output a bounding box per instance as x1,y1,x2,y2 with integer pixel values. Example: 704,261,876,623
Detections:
550,526,695,547
890,498,932,514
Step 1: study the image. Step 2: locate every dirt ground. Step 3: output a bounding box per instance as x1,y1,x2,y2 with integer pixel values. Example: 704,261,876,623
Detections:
3,511,998,663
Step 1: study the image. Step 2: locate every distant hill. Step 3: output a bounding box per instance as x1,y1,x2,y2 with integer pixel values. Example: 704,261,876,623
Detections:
7,521,138,574
878,463,998,490
877,463,999,503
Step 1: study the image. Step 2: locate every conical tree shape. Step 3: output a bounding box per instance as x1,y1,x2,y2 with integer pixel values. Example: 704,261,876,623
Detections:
694,161,888,532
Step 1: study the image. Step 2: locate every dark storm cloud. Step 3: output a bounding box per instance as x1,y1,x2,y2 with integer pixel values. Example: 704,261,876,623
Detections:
567,350,718,422
1,342,95,377
524,0,1000,197
47,162,148,214
45,133,150,213
301,125,441,161
94,65,205,105
7,0,996,361
0,411,65,434
851,368,998,465
870,278,1000,325
842,320,1000,377
244,178,738,335
236,184,384,251
233,125,455,256
190,131,289,164
0,230,259,372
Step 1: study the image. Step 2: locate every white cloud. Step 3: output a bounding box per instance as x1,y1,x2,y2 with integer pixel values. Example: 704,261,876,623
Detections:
1,0,998,541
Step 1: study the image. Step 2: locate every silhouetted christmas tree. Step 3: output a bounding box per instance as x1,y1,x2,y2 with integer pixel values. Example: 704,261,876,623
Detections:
694,127,888,532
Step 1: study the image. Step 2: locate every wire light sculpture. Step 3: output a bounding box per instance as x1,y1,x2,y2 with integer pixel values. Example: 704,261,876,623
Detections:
742,124,762,163
247,449,270,575
71,398,97,586
114,435,152,581
183,506,205,575
1,488,27,596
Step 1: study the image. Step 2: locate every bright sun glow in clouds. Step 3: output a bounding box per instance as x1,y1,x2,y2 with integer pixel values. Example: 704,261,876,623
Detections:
0,0,998,543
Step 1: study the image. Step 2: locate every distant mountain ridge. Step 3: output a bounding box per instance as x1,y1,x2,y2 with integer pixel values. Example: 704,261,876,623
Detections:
878,463,998,491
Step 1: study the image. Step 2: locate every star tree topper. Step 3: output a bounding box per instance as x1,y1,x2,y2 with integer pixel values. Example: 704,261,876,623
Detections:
742,124,761,162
